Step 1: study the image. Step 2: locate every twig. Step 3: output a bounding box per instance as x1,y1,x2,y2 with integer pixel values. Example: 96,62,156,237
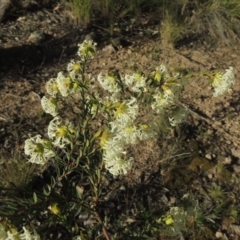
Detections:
94,211,111,240
58,46,66,64
158,152,191,163
38,53,46,71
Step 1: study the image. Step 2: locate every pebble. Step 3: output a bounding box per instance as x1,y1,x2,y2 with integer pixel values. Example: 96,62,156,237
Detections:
27,31,46,44
205,153,212,160
127,49,132,55
231,148,240,158
233,165,240,173
224,157,232,165
215,231,228,239
207,173,213,179
102,44,116,54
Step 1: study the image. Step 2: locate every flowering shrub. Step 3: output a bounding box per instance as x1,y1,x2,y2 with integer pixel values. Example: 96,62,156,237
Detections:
0,223,40,240
211,67,235,97
24,40,182,176
2,40,235,239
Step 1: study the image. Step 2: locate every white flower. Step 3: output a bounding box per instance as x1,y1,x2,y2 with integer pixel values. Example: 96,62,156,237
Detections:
212,67,235,97
124,73,147,92
69,69,83,83
24,135,55,165
113,124,139,145
73,236,82,240
152,65,169,81
161,85,174,99
151,93,172,113
114,98,138,123
56,72,80,97
101,136,133,176
138,123,157,141
46,78,59,97
97,72,121,94
56,72,72,97
41,96,58,117
0,223,7,240
67,60,82,73
48,117,75,148
102,137,125,156
104,155,133,176
20,227,40,240
6,230,19,240
77,40,97,59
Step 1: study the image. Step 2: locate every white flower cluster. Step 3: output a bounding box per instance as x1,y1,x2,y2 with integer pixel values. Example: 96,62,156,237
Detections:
151,92,173,113
25,117,75,164
41,96,58,117
150,65,179,113
77,40,96,60
24,135,55,165
124,73,147,92
100,98,156,176
212,67,235,97
97,72,121,100
41,40,97,117
0,224,40,240
152,65,169,82
95,65,182,176
48,117,75,148
41,72,80,116
26,41,96,165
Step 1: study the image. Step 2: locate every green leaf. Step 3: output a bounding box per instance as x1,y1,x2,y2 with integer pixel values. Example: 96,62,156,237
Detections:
93,130,102,139
76,150,83,166
33,192,37,203
69,202,76,211
43,188,48,196
51,176,56,186
76,185,83,199
74,207,82,217
83,140,90,154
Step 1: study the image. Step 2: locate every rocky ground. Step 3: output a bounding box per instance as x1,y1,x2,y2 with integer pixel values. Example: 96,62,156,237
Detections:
1,1,240,239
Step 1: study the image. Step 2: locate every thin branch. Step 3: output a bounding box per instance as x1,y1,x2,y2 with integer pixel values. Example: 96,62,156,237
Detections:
95,211,111,240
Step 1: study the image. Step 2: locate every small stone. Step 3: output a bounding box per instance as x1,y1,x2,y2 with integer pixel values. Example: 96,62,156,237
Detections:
102,44,116,54
224,157,232,165
231,148,240,158
205,154,212,160
215,231,223,238
208,173,213,179
17,16,26,22
233,165,240,173
84,32,95,41
169,197,176,205
119,185,126,191
27,31,46,44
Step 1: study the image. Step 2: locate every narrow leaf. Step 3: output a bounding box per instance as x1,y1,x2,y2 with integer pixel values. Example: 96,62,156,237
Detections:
33,192,37,203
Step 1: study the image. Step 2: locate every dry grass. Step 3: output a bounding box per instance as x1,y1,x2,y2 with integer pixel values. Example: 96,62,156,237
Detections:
160,12,184,48
185,0,240,45
0,148,38,190
60,0,92,26
59,0,240,47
